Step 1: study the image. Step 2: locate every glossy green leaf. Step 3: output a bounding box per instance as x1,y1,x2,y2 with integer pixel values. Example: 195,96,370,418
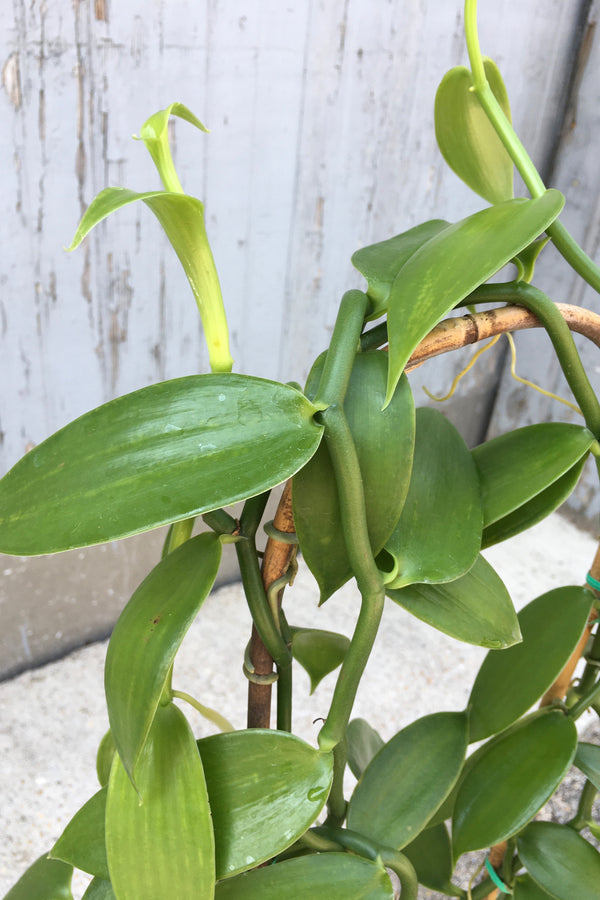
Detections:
96,730,116,788
473,423,594,528
197,729,333,878
106,702,214,900
385,190,564,403
402,823,457,894
290,627,350,693
575,742,600,791
346,718,385,779
293,352,415,602
452,711,577,856
3,855,73,900
468,586,593,742
481,454,587,548
347,712,468,849
105,532,221,784
435,59,513,204
518,821,600,900
351,220,450,317
214,853,393,900
82,879,116,900
0,374,322,555
387,554,521,648
50,789,108,879
381,408,482,589
513,873,555,899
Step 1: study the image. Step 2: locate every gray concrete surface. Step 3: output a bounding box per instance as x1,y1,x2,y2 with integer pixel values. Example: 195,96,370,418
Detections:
1,512,598,898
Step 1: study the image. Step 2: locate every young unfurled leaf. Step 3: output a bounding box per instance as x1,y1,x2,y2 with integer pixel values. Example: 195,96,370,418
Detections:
346,718,385,779
3,855,73,900
105,532,222,784
385,190,564,404
290,627,350,693
517,821,600,900
381,408,482,589
435,59,513,204
50,788,109,879
106,703,214,900
137,102,208,192
468,586,593,742
347,712,468,850
0,375,323,555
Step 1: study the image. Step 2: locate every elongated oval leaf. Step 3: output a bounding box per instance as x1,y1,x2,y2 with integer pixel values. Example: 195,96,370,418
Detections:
452,711,577,856
50,788,108,879
385,190,564,403
82,880,116,900
3,855,73,900
387,554,521,649
106,702,214,900
435,59,513,204
197,729,333,878
347,712,468,849
513,873,555,899
214,853,394,900
517,821,600,900
403,823,455,894
0,375,322,555
105,532,221,783
574,742,600,791
473,423,594,527
346,718,385,779
382,408,482,589
351,219,450,316
290,627,350,693
468,586,593,742
294,352,415,602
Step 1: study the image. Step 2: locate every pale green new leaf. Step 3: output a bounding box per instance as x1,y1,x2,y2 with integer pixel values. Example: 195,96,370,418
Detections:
290,627,350,693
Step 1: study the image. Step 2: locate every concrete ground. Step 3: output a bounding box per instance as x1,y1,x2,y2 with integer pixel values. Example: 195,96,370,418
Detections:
1,512,598,898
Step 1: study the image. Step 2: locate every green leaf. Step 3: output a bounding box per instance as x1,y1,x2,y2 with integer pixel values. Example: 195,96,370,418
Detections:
96,730,116,788
385,190,564,404
473,423,594,528
3,855,73,900
106,702,214,900
574,742,600,791
513,873,557,899
435,59,513,204
214,853,394,900
82,879,116,900
347,712,468,849
351,220,450,317
137,102,208,193
468,586,593,742
518,821,600,900
381,408,482,589
50,788,108,879
452,711,577,856
346,718,385,779
0,375,322,555
290,627,350,693
481,455,587,548
402,823,457,894
387,554,521,649
293,351,415,602
197,729,333,878
105,532,221,784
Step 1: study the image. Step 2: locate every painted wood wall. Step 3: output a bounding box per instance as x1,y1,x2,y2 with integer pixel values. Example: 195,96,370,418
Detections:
0,0,596,676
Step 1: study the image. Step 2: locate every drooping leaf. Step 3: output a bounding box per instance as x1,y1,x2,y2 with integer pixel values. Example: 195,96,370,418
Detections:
574,742,600,791
481,455,587,548
197,729,333,878
351,220,450,317
387,554,521,649
402,823,457,894
473,423,594,528
381,408,482,589
385,190,564,403
468,586,593,742
3,855,73,900
513,873,555,899
347,712,468,850
290,627,350,693
452,711,577,856
106,702,214,900
293,351,415,602
105,532,221,784
346,718,385,779
435,59,513,204
50,789,108,879
517,821,600,900
0,375,322,555
96,730,116,788
214,853,394,900
82,880,115,900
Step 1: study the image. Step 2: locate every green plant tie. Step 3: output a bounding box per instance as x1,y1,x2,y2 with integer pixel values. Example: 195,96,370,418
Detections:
242,641,279,685
263,520,299,544
586,573,600,592
484,857,511,894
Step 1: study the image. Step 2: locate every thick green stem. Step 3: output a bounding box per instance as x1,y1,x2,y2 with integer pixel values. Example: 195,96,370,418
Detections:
202,508,238,535
578,622,600,694
548,220,600,295
276,662,293,732
324,739,348,826
313,290,370,408
240,491,270,538
360,321,388,352
568,779,598,831
235,538,291,670
570,678,600,720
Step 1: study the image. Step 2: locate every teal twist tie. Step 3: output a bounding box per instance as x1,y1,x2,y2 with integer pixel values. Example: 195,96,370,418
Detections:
586,572,600,592
484,858,511,894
